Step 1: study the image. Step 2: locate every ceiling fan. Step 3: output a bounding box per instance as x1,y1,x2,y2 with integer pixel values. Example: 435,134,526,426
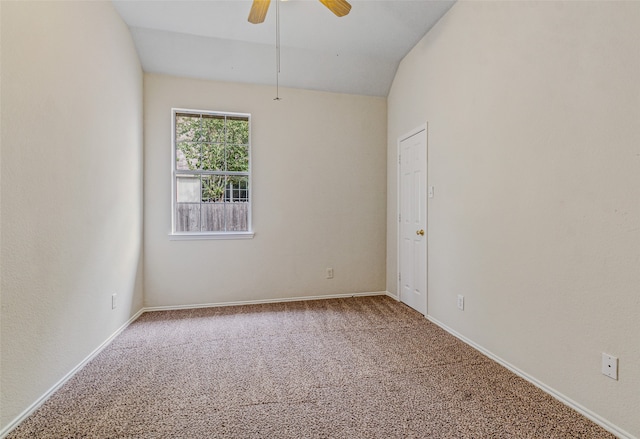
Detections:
248,0,352,24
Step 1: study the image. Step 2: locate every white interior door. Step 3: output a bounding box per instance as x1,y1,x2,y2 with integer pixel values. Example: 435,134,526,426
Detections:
399,128,427,315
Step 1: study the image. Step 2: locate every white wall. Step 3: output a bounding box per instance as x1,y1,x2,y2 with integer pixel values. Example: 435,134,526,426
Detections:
0,1,144,430
144,74,387,307
387,1,640,436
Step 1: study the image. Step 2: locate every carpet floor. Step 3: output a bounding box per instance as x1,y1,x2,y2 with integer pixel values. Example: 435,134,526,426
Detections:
8,296,614,438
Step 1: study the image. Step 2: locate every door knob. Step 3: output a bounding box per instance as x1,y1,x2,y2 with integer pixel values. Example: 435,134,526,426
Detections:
416,229,425,236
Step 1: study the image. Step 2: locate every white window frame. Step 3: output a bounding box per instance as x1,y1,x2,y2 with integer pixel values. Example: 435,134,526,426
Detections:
170,108,254,240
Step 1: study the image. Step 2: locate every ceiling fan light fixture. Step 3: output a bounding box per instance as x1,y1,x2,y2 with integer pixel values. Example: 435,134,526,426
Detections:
248,0,351,24
246,0,352,100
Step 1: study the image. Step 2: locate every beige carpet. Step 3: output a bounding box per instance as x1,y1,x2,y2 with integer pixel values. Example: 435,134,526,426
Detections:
8,296,614,438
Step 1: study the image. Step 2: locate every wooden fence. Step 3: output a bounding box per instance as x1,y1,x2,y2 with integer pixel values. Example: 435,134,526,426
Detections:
176,203,249,232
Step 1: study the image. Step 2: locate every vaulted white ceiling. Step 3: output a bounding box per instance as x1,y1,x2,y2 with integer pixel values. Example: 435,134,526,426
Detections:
112,0,455,96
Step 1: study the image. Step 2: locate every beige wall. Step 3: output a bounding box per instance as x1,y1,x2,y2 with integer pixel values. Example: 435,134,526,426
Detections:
144,74,387,307
0,1,144,429
387,1,640,436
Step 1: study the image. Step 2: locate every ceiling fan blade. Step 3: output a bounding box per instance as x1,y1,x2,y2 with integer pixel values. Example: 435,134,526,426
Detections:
248,0,271,24
319,0,352,17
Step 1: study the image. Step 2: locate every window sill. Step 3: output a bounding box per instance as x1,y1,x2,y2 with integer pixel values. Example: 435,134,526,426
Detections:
169,231,255,241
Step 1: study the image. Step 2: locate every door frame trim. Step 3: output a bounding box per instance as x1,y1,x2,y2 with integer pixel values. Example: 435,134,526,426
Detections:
397,123,428,315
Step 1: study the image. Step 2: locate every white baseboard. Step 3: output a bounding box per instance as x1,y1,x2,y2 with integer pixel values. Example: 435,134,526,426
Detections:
385,290,399,301
143,291,389,312
426,315,637,439
0,309,144,439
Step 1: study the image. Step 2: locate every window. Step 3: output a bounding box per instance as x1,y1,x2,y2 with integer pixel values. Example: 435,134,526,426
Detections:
171,109,253,239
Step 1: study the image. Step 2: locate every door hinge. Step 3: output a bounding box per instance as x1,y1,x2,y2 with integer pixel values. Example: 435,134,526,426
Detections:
398,154,401,165
398,273,401,282
398,213,401,222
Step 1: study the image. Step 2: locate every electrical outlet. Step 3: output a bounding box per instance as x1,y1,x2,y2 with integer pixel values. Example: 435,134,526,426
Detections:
602,353,618,380
326,268,334,279
457,295,464,310
112,293,117,310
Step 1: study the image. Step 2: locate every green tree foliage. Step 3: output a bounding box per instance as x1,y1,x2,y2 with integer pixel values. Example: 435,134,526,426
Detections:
176,114,249,202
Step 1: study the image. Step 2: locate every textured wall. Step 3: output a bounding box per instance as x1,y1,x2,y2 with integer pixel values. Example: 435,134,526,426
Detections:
0,1,144,429
144,74,387,307
387,1,640,436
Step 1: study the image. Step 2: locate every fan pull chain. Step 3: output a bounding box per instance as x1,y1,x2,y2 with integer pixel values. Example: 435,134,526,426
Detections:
274,0,282,100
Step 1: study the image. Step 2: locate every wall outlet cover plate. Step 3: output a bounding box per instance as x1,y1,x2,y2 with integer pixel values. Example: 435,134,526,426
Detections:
601,353,618,380
457,295,464,310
